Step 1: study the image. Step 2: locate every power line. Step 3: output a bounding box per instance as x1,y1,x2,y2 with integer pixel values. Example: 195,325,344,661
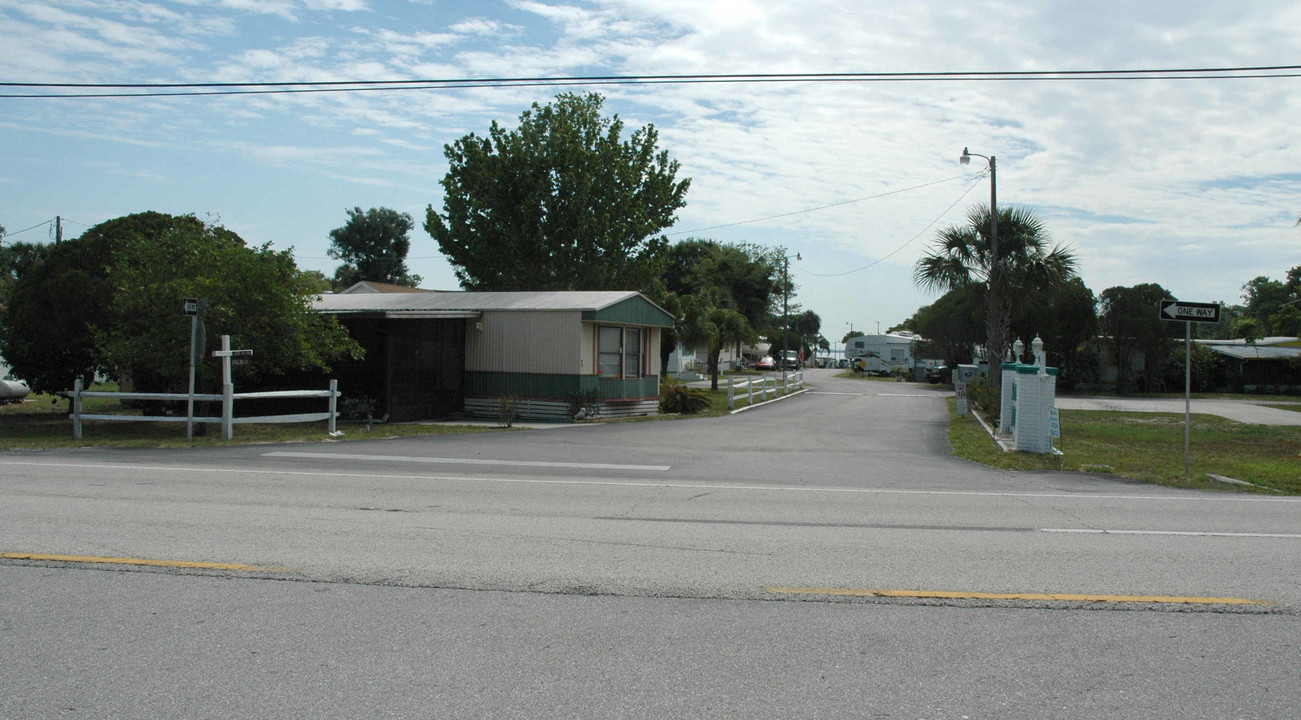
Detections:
796,172,988,278
3,65,1300,99
667,173,977,236
2,219,54,238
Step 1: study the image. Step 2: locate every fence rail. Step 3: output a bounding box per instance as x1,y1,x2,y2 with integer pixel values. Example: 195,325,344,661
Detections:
70,378,339,440
726,370,804,410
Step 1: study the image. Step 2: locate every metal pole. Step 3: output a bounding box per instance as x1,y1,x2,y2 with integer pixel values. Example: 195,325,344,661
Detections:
1185,320,1191,479
329,379,338,434
988,155,1000,395
187,313,198,442
72,377,83,440
782,255,789,386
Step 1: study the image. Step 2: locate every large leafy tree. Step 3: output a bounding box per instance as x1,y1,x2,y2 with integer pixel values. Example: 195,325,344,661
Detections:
1,237,51,303
656,238,783,373
1236,266,1301,336
1098,283,1180,393
98,220,361,391
0,212,186,393
426,92,690,292
899,284,985,369
914,204,1077,391
328,206,420,289
0,211,360,395
1009,276,1099,389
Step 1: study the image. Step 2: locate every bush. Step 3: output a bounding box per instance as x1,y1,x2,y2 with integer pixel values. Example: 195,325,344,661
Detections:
497,394,520,427
659,378,711,414
968,375,999,418
339,395,377,422
568,389,600,421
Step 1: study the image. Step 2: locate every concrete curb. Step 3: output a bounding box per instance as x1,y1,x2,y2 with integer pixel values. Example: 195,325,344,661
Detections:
730,387,809,414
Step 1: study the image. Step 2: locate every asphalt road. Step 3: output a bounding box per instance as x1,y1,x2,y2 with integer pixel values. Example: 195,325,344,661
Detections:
2,368,1299,717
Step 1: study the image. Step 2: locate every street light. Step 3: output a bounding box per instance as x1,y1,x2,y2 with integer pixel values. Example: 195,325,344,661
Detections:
782,253,801,377
960,147,1000,389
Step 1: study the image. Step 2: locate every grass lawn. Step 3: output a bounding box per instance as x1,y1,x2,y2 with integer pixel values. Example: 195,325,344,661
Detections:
946,398,1301,495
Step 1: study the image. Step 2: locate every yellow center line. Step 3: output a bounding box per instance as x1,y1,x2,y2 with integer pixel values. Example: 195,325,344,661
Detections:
766,586,1269,606
2,552,285,572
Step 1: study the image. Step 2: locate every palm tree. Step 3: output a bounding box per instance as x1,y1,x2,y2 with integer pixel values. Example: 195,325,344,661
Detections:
913,204,1077,391
679,295,758,391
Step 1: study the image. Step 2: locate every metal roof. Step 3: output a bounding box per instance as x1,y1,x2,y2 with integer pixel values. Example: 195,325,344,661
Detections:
316,290,657,315
1204,344,1301,361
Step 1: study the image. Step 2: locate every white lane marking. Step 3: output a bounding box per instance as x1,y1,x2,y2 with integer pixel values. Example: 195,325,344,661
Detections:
1042,528,1301,539
806,392,863,396
877,393,942,398
2,460,1300,504
262,451,670,472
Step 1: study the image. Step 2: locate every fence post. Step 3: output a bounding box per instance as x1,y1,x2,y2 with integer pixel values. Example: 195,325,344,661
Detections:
727,377,735,410
222,382,234,440
748,377,754,405
329,379,338,434
72,377,83,440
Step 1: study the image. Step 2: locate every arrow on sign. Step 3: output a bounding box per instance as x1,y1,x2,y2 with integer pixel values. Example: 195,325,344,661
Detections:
1160,300,1220,324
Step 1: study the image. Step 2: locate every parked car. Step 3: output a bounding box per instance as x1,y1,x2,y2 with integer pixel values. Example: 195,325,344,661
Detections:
925,366,950,384
836,358,849,368
755,356,776,371
779,350,801,370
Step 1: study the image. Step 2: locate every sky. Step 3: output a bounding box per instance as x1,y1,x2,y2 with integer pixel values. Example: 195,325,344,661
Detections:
2,0,1300,349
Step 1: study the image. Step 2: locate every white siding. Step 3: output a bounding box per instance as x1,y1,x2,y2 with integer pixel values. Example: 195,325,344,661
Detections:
466,311,583,374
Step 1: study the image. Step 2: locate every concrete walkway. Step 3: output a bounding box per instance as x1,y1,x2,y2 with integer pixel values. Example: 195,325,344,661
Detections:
1055,396,1301,426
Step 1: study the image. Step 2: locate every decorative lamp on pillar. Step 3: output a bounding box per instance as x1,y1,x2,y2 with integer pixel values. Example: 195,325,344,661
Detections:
1013,338,1024,364
1032,336,1045,369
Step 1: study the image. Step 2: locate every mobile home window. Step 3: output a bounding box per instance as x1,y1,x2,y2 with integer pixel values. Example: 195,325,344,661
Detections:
597,326,645,378
624,328,642,378
598,326,623,377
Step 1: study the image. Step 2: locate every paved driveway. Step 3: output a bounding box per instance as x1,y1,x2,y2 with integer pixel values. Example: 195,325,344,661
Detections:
1056,396,1301,425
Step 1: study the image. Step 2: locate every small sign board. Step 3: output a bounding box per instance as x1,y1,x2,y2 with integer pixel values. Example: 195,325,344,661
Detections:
955,382,968,417
1049,407,1060,439
183,297,208,317
1160,300,1220,324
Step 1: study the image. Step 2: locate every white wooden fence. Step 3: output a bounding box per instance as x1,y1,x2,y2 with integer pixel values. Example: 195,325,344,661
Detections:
69,377,339,440
726,370,804,410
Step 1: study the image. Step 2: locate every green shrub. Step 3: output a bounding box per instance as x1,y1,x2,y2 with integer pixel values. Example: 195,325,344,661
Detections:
497,394,520,428
339,395,377,422
568,389,600,421
968,375,999,418
659,378,711,414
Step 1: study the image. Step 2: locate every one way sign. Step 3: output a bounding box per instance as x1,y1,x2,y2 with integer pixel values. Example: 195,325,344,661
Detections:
1160,300,1220,324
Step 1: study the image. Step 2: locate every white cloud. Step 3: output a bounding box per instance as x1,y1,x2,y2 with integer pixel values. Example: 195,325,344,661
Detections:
7,0,1301,328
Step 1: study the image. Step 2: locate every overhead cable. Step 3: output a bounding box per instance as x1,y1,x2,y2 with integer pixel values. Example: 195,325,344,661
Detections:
3,64,1300,98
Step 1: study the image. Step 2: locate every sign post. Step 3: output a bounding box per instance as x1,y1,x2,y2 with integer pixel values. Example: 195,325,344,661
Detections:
183,298,208,442
1160,300,1221,479
211,335,253,441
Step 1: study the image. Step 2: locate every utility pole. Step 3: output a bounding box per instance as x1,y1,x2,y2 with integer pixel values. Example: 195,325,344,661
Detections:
55,216,63,244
